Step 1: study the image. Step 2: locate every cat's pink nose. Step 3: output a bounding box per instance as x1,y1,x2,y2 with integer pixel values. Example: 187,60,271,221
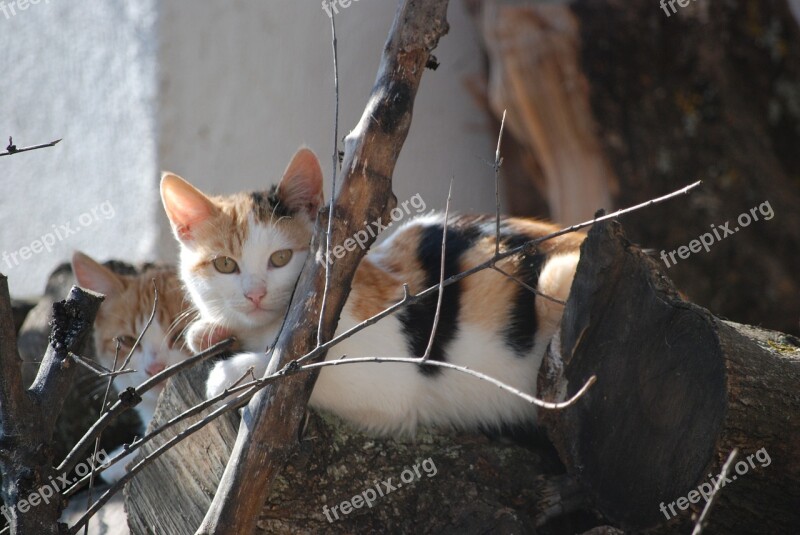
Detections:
146,362,166,376
245,288,267,305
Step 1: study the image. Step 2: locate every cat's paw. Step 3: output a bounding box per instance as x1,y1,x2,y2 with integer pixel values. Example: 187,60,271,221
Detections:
186,320,237,354
206,352,267,399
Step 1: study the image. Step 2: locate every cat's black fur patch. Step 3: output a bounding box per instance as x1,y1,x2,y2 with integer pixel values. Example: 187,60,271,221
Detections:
398,220,481,376
500,233,546,357
252,188,293,222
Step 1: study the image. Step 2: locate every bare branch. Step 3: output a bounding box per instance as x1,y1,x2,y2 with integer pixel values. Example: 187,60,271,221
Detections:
84,337,123,535
692,448,739,535
300,356,596,410
67,386,256,535
0,286,102,535
493,109,506,256
318,4,341,348
421,178,453,362
115,280,159,380
196,3,452,532
293,180,701,370
0,136,61,157
68,350,135,377
492,265,566,306
57,338,235,474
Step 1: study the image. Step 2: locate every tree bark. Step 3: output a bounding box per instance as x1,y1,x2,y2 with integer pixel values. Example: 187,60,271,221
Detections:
538,219,800,533
0,277,103,535
196,1,450,533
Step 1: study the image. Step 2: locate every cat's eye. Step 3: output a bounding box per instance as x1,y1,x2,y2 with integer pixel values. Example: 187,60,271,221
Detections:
212,256,239,274
116,335,137,350
269,249,293,268
167,333,182,350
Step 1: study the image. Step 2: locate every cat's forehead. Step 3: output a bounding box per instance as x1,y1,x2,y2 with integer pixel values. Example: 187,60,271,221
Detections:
195,191,313,257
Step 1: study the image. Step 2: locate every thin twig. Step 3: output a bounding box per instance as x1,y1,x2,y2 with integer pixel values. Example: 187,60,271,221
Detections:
84,340,122,535
0,136,61,157
318,5,340,348
115,281,159,383
692,448,739,535
300,356,596,410
64,365,256,500
57,338,235,474
65,349,596,530
492,265,566,306
493,109,506,256
67,386,256,534
421,178,453,362
293,181,702,369
68,351,134,377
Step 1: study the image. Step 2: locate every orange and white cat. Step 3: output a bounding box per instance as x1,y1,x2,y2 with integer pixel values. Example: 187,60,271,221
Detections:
160,149,584,435
72,252,193,480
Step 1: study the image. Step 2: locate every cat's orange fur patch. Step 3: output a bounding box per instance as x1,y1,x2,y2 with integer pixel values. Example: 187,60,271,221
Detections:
349,258,403,321
94,267,192,362
459,239,520,332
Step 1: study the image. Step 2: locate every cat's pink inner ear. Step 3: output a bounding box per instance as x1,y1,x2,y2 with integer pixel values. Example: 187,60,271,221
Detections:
72,251,125,297
161,172,216,242
277,148,324,216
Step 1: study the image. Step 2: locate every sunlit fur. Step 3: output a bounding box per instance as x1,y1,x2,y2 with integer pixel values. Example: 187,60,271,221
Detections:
72,252,194,480
161,149,585,436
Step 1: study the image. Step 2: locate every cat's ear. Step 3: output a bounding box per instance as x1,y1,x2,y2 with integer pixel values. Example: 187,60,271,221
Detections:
161,172,218,242
72,251,125,297
276,148,324,216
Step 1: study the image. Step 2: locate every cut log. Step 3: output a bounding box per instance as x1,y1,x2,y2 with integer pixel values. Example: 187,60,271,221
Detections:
124,362,238,535
125,383,599,534
538,219,800,533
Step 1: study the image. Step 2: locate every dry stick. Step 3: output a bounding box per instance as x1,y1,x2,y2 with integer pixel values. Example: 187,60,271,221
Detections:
317,6,340,348
63,368,258,500
292,180,702,370
84,280,156,513
57,338,235,474
492,265,567,306
66,347,597,532
84,340,122,535
0,136,61,157
82,334,595,496
486,110,564,305
493,109,506,257
692,448,739,535
197,5,451,530
301,356,596,409
67,386,258,535
115,282,159,385
421,178,453,362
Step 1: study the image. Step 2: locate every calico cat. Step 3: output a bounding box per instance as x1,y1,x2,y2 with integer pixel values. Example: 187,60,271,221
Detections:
160,149,584,435
71,252,193,481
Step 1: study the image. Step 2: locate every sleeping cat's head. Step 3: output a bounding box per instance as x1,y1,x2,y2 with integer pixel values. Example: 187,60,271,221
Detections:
160,148,323,347
71,252,193,413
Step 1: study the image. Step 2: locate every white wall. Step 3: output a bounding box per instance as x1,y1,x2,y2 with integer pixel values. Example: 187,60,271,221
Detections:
1,0,496,297
157,0,497,260
0,0,159,297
